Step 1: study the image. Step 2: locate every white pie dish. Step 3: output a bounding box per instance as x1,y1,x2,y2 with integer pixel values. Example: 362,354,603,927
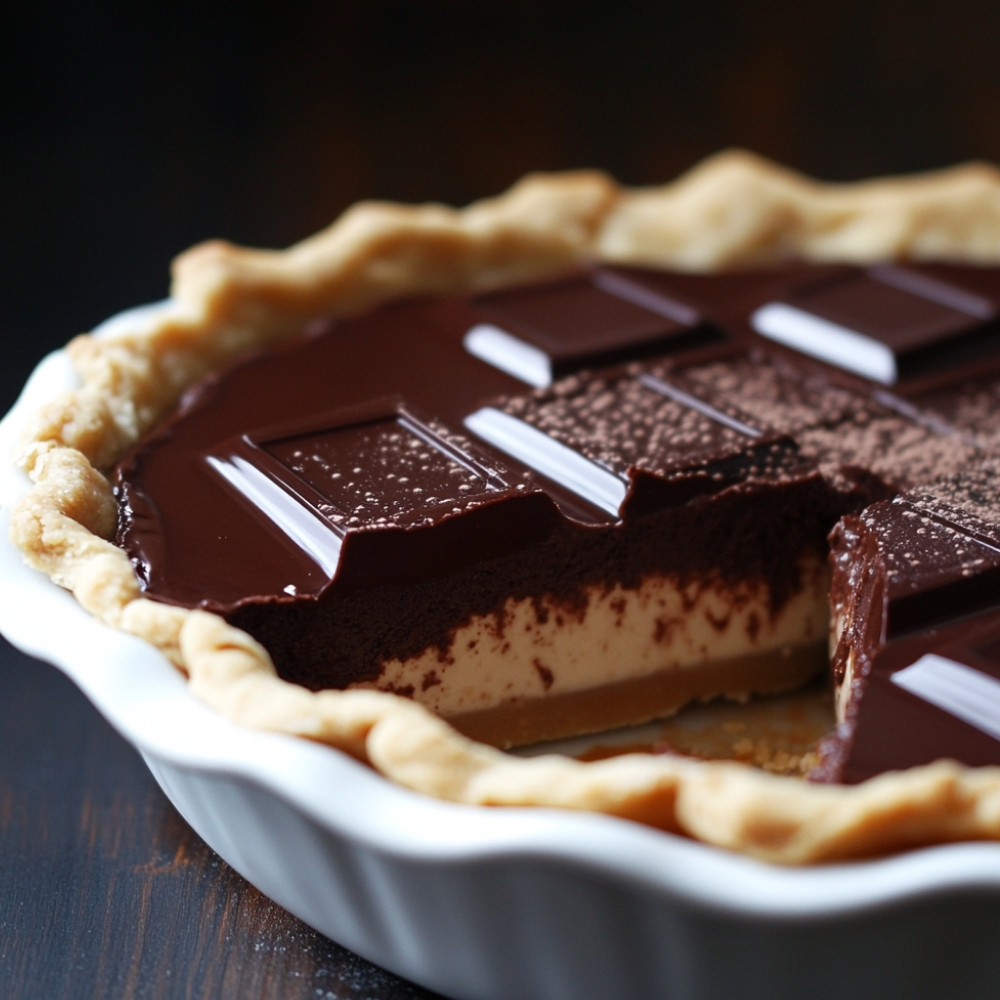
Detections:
4,312,1000,1000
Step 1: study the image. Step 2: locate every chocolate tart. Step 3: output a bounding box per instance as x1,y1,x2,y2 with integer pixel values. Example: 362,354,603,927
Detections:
13,150,1000,863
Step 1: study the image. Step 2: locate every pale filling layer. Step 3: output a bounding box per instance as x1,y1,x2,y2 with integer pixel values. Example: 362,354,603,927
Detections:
353,554,831,746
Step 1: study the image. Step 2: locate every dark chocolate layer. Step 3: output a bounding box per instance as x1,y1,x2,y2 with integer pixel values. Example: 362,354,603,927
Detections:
118,265,843,610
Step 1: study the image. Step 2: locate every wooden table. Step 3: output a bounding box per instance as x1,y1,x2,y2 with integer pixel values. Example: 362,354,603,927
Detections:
0,636,442,1000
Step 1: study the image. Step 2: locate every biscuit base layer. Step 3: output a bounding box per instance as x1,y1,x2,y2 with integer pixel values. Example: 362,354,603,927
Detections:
449,641,826,748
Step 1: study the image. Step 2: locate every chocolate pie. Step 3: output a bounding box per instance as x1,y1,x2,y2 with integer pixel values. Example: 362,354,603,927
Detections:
14,151,1000,863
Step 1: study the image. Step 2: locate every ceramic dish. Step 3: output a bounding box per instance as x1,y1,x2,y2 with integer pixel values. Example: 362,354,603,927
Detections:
5,311,1000,1000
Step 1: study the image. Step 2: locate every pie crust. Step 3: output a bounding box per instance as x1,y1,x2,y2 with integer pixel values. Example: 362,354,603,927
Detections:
12,149,1000,864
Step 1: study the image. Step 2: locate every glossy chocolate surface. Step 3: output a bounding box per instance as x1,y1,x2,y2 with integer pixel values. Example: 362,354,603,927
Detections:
849,493,1000,637
469,269,726,382
816,609,1000,783
751,263,1000,383
114,261,1000,774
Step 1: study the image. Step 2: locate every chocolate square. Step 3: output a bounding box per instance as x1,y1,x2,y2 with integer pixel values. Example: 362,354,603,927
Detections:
848,455,1000,640
860,499,1000,638
832,610,1000,782
206,401,509,574
466,268,721,386
468,368,801,521
751,264,1000,384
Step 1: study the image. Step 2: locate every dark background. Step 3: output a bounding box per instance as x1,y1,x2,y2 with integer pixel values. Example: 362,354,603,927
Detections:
5,0,1000,409
3,3,1000,997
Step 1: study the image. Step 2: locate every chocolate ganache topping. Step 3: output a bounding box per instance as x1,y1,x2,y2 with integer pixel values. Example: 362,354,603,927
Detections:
114,260,1000,772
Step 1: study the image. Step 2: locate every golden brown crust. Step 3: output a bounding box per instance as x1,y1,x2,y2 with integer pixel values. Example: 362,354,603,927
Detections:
12,149,1000,864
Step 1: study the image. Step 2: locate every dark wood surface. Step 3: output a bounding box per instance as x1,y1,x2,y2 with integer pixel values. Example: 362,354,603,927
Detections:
0,636,442,1000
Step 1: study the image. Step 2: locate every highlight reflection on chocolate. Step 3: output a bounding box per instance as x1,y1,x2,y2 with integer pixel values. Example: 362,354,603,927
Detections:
751,263,1000,384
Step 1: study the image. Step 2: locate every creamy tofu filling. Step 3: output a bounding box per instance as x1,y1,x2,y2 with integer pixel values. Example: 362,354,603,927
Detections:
357,554,830,747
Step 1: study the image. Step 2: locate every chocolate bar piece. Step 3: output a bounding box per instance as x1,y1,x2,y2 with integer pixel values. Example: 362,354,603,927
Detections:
657,350,979,507
751,264,1000,384
831,490,1000,643
466,270,724,386
205,400,519,583
906,368,1000,452
484,367,806,519
816,610,1000,783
